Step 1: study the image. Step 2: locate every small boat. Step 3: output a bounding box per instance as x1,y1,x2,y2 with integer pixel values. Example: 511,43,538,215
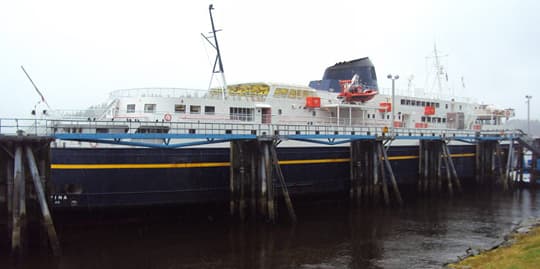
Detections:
337,74,378,103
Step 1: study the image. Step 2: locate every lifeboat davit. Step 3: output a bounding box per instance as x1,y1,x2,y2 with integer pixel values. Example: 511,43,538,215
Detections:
337,74,378,103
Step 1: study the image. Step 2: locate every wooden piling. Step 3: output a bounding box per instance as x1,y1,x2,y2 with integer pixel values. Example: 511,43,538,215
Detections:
25,146,61,256
11,146,23,255
6,158,14,242
229,141,236,216
443,142,463,194
442,146,454,197
380,141,403,206
376,143,390,206
495,142,507,190
372,142,380,205
505,140,514,189
270,145,296,222
418,140,423,192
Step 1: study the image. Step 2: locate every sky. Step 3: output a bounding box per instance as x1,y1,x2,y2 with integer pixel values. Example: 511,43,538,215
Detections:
1,0,539,119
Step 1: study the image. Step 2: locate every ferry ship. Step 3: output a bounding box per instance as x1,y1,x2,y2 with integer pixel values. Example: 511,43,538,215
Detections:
6,8,516,209
18,53,511,208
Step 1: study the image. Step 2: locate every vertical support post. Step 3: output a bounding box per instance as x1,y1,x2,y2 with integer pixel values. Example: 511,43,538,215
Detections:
11,146,23,255
518,145,524,184
349,141,357,203
475,141,481,184
25,146,61,256
377,143,390,206
423,141,429,193
495,142,507,190
418,140,423,192
238,144,246,221
372,141,380,204
442,147,454,197
263,143,275,223
443,142,463,194
250,146,257,219
531,148,538,188
505,139,514,189
363,147,370,203
259,143,267,218
270,145,296,222
381,141,403,205
436,144,443,192
229,141,236,216
6,158,14,242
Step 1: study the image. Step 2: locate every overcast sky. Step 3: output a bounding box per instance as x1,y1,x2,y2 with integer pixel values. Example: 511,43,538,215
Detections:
1,0,539,119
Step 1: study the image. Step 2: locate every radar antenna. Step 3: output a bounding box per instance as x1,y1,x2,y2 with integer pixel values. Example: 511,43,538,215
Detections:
201,4,227,100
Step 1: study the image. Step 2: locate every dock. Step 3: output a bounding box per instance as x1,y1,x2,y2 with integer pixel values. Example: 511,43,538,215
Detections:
1,118,539,255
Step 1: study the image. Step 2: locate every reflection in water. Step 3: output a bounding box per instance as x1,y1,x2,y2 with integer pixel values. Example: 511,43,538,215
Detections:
1,189,539,269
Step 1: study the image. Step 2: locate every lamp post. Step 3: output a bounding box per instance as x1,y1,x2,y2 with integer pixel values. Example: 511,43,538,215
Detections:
526,95,532,135
387,74,399,135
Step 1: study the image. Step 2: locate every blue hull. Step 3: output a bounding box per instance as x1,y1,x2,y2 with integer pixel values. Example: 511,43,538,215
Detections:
50,145,476,208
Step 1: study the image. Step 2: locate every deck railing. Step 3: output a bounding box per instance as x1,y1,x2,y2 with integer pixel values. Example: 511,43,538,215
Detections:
0,117,521,140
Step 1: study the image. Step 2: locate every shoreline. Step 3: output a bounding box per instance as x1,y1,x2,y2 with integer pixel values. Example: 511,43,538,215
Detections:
446,217,540,268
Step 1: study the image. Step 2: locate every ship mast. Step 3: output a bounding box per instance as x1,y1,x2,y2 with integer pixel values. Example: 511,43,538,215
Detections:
202,4,227,100
426,43,449,98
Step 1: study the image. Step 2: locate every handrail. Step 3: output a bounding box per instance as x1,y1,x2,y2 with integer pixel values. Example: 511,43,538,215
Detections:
0,118,522,141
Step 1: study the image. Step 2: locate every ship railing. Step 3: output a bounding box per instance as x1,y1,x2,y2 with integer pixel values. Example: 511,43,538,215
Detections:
0,118,522,140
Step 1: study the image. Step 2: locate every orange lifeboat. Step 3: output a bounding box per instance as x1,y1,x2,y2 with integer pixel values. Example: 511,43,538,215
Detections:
337,75,378,103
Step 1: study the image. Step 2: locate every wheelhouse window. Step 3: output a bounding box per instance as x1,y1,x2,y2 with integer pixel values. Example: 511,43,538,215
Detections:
204,106,215,115
175,104,186,113
126,104,135,113
190,105,201,114
144,104,156,113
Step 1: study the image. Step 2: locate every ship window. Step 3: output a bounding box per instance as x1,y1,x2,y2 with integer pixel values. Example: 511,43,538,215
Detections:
445,104,449,109
175,104,186,113
190,105,201,114
96,128,109,133
135,126,170,134
204,106,215,115
406,99,411,105
274,88,289,98
367,114,370,119
144,104,156,113
411,100,416,106
230,107,254,121
288,89,298,99
436,103,440,108
372,114,376,119
127,104,135,113
421,101,426,106
312,111,316,117
442,118,446,123
421,116,426,122
278,109,282,115
401,99,405,105
386,115,390,119
459,105,462,110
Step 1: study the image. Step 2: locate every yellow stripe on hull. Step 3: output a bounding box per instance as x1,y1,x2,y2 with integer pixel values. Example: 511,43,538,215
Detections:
51,153,475,170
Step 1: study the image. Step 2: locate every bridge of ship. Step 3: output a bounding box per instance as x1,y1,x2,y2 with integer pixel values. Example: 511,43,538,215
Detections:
0,118,522,148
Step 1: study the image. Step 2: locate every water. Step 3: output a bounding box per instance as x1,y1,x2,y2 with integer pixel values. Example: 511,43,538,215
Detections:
2,188,540,269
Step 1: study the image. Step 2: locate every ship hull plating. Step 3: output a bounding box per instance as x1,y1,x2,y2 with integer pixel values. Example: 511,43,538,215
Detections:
50,145,476,208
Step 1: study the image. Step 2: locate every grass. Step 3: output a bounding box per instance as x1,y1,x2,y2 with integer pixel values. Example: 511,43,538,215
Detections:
449,226,540,269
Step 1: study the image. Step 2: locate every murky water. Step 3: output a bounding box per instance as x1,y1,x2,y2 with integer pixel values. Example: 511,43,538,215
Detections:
2,188,540,269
